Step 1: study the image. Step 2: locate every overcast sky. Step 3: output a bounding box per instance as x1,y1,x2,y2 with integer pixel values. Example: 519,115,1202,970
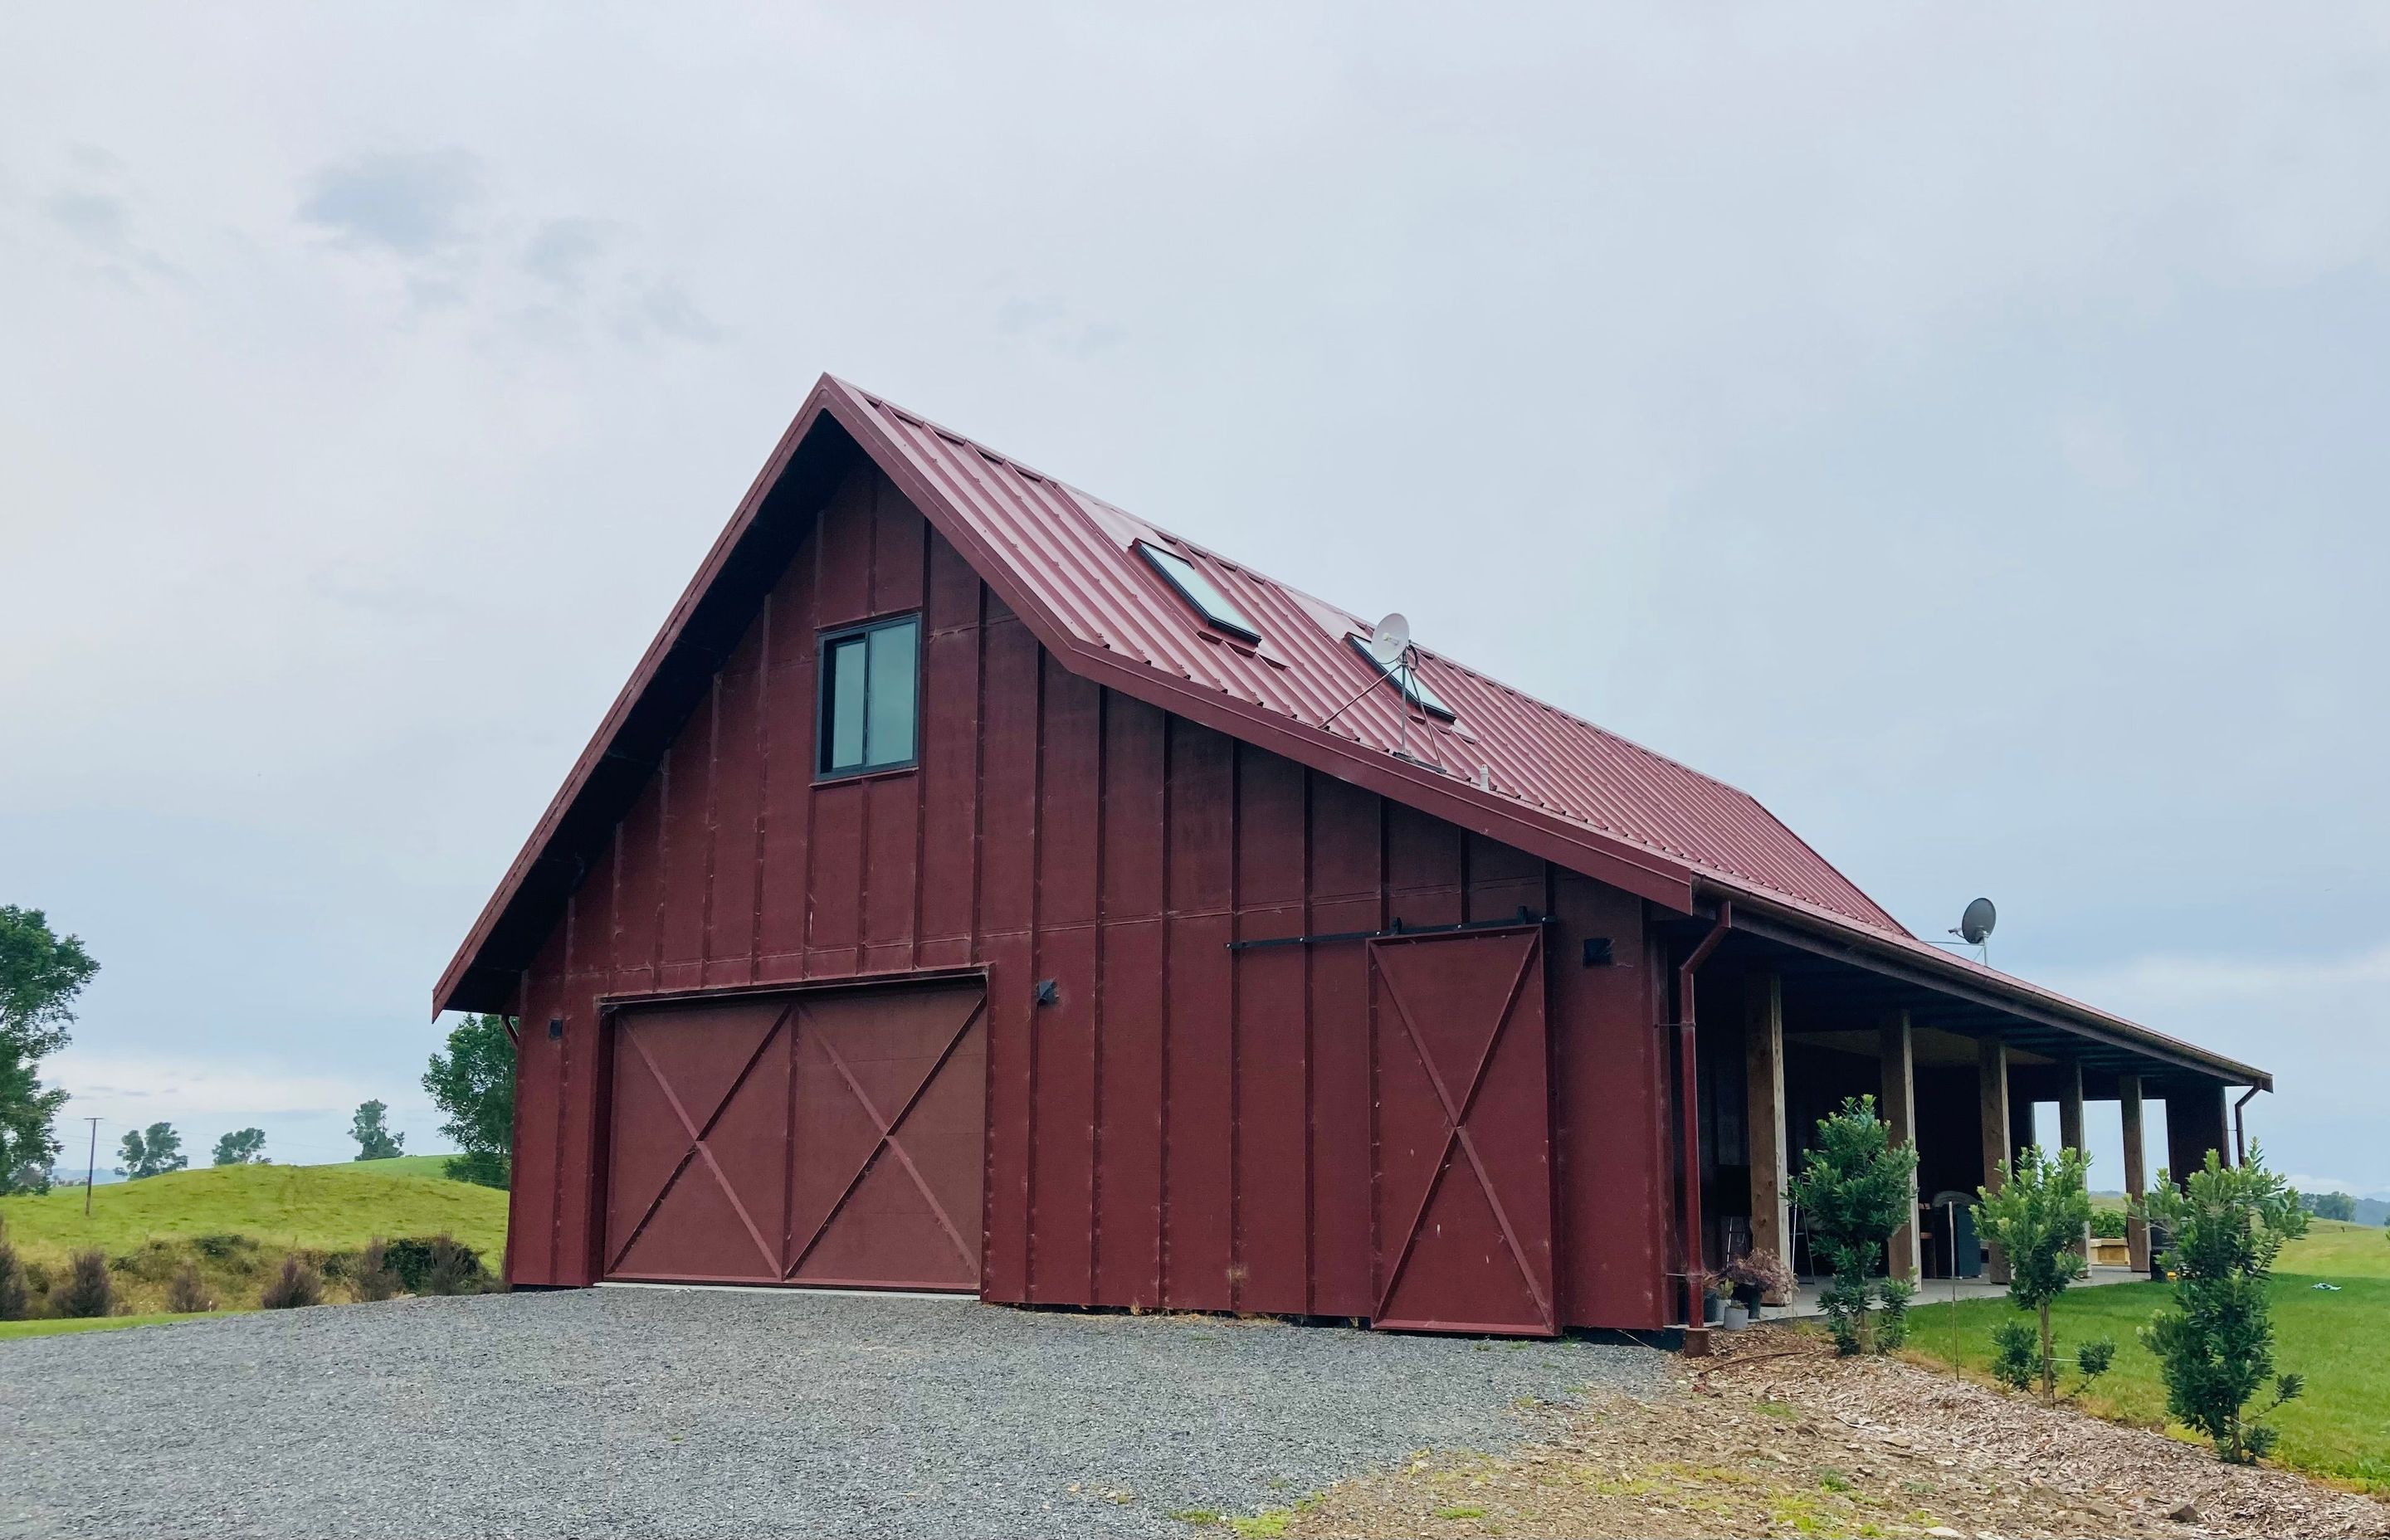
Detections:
4,7,2384,1191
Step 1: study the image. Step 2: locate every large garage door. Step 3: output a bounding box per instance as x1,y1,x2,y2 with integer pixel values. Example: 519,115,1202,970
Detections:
603,980,988,1291
1369,928,1555,1336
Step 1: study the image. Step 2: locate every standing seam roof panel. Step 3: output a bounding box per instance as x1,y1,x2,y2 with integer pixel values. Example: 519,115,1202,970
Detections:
850,387,1905,934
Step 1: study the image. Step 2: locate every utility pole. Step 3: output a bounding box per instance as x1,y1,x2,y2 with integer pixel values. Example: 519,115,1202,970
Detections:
84,1118,100,1216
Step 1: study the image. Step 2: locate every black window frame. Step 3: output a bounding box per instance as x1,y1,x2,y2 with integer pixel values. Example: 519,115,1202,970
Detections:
815,612,924,781
1346,635,1459,721
1134,541,1263,643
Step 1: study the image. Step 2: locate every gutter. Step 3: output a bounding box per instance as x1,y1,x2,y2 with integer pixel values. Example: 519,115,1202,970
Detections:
2233,1085,2262,1166
1671,901,1732,1355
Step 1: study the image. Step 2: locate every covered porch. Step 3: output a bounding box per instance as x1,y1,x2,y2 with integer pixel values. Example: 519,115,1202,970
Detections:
1669,899,2270,1310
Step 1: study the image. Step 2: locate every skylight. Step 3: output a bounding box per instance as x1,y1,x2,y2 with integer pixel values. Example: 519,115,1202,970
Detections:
1347,635,1458,720
1137,543,1261,641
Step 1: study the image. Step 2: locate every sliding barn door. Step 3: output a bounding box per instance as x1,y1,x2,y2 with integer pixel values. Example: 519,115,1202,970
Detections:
1369,928,1556,1336
602,980,988,1291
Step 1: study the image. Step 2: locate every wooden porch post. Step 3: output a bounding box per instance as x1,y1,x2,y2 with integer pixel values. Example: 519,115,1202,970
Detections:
1880,1008,1919,1281
2059,1060,2087,1260
1978,1036,2012,1284
1746,971,1792,1299
2120,1074,2149,1273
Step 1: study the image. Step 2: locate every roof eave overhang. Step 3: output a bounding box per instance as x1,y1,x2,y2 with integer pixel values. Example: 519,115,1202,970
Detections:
1695,880,2271,1090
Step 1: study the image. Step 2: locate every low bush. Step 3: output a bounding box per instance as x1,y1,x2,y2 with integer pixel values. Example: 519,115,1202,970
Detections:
0,1223,27,1322
193,1233,257,1262
425,1234,483,1295
56,1248,115,1318
352,1239,400,1302
383,1234,486,1295
165,1263,215,1314
2090,1208,2128,1240
261,1255,323,1309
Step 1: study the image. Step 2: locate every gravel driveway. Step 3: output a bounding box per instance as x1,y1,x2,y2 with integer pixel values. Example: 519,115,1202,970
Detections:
0,1286,1668,1538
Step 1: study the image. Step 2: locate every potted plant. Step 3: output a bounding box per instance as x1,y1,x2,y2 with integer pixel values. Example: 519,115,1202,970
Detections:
1701,1270,1730,1327
1719,1250,1795,1324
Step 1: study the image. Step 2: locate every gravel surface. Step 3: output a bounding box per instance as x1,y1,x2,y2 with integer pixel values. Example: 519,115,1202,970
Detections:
0,1286,1669,1538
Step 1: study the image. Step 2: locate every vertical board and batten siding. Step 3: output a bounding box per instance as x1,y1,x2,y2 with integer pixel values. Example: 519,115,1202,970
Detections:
507,463,1671,1330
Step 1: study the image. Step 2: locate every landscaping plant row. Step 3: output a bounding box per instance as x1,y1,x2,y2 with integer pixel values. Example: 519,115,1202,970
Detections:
0,1220,498,1323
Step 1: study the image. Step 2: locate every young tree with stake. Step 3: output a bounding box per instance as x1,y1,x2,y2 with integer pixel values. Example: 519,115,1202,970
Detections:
1973,1144,2104,1401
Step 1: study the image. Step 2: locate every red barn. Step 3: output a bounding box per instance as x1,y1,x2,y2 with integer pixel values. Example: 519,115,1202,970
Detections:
437,374,2268,1340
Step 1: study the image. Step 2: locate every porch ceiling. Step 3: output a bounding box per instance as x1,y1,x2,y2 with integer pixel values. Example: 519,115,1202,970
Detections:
1691,921,2263,1094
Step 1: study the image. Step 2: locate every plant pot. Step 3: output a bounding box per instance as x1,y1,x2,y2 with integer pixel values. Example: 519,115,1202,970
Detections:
1702,1292,1726,1326
1721,1304,1752,1331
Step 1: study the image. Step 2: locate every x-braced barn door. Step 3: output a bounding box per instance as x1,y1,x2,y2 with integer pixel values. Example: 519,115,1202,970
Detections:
1369,928,1556,1336
603,980,988,1291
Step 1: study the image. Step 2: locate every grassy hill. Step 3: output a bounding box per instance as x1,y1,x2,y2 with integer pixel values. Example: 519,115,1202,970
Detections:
1,1160,509,1335
3,1161,507,1260
1904,1219,2390,1491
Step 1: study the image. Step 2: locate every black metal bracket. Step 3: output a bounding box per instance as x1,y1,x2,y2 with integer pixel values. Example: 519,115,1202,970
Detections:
1226,908,1554,952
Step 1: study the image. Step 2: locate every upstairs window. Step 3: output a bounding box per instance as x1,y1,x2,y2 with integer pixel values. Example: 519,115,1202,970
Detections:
817,615,920,777
1347,635,1458,720
1137,542,1261,642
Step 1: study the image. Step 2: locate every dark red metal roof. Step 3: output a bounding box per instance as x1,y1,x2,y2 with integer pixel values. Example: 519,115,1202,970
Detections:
850,384,1906,935
432,374,2266,1089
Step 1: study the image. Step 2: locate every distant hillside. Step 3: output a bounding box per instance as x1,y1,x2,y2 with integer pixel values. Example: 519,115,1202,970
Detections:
1,1159,508,1263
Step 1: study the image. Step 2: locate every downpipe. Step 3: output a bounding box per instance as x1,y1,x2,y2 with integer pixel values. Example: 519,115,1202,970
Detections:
1671,901,1732,1354
2232,1085,2261,1166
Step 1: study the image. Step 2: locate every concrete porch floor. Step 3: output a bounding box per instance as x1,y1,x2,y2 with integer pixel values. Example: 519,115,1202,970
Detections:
1735,1265,2148,1326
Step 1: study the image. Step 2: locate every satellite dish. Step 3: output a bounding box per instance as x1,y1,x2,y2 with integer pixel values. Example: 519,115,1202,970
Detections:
1954,897,1997,946
1367,612,1411,665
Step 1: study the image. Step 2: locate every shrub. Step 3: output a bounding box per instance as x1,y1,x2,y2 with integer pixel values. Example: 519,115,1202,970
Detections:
261,1255,323,1309
1787,1095,1918,1354
1817,1275,1870,1355
1875,1275,1915,1351
2142,1145,2308,1463
193,1232,256,1262
1973,1145,2093,1401
165,1264,215,1314
353,1239,401,1302
56,1248,115,1318
425,1234,484,1295
383,1235,485,1294
2090,1208,2128,1240
1991,1318,2040,1391
0,1223,27,1322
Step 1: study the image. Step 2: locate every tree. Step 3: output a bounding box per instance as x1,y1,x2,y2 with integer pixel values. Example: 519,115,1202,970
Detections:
2299,1190,2356,1222
212,1128,267,1166
116,1122,188,1179
350,1099,405,1160
1788,1094,1919,1354
1973,1144,2095,1401
2142,1145,2308,1463
423,1013,515,1189
0,906,100,1195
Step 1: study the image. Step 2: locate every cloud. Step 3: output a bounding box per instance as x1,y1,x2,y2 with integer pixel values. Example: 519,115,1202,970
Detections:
617,275,724,345
43,188,129,246
298,149,483,257
2046,943,2390,1006
524,216,613,294
48,1050,376,1122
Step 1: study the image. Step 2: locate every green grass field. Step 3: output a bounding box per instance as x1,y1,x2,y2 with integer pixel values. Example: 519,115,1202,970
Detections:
1903,1220,2390,1492
2,1160,507,1258
1,1159,510,1338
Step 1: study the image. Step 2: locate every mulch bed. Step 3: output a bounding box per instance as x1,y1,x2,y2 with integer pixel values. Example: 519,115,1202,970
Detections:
1280,1327,2390,1539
